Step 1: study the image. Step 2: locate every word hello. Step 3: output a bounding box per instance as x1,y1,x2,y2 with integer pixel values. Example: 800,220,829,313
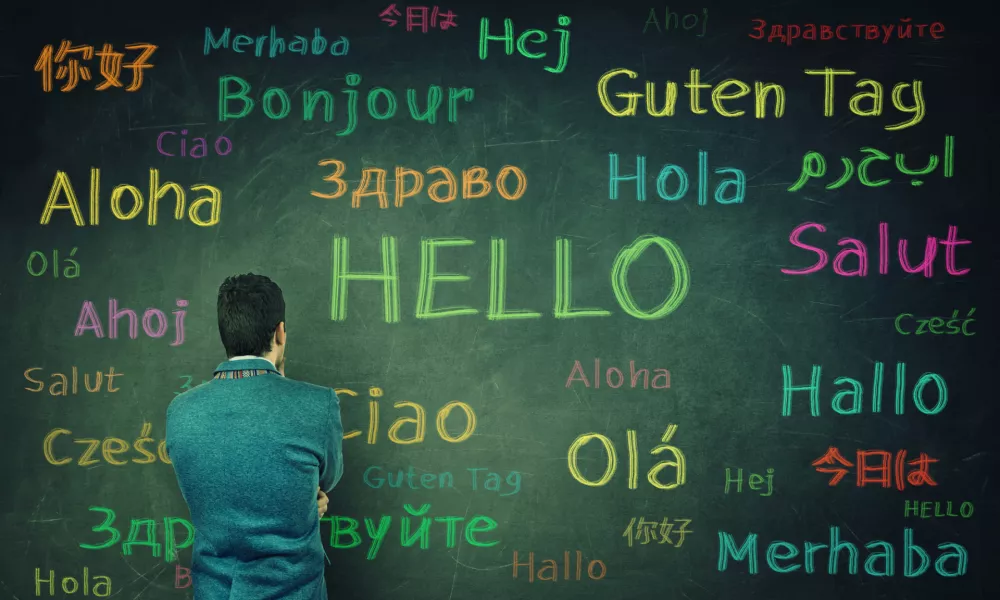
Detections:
565,359,670,390
643,7,709,37
363,466,522,496
24,366,123,395
204,26,349,58
40,169,222,227
479,15,571,74
26,248,79,278
904,500,974,519
512,551,607,582
157,130,233,158
724,467,774,497
781,362,948,417
74,298,187,346
609,151,745,204
895,309,976,336
35,567,111,597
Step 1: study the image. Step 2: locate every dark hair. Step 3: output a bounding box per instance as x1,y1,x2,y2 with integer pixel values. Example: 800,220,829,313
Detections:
217,273,286,357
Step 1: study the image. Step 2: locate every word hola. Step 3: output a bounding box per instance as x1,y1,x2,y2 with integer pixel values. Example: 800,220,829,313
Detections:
781,362,948,417
363,466,521,496
904,500,973,519
790,135,954,190
512,551,606,582
380,4,458,32
35,41,156,93
44,423,171,467
26,248,79,278
336,387,477,445
205,27,348,58
623,517,692,547
609,152,745,204
783,222,971,278
643,7,708,37
479,15,571,74
565,359,670,390
895,309,976,336
80,506,194,563
25,366,123,396
812,447,937,491
35,568,111,597
724,467,774,497
750,18,946,46
40,168,222,227
157,130,233,158
568,425,686,490
75,298,187,346
806,68,925,130
718,526,967,577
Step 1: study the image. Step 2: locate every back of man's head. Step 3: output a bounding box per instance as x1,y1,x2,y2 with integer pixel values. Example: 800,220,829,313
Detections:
217,273,285,358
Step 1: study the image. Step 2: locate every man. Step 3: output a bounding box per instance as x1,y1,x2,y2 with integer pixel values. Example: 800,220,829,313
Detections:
166,273,344,599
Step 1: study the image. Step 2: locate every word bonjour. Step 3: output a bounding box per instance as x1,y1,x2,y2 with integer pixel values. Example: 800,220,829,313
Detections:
895,309,976,336
904,501,974,519
724,467,774,497
568,425,686,490
565,359,670,390
363,466,521,496
598,67,926,130
812,447,937,491
781,362,948,417
204,27,348,58
718,527,967,577
34,41,156,93
330,235,690,323
74,298,187,346
479,15,571,74
790,136,954,190
157,130,233,158
39,168,222,227
24,366,123,396
311,160,526,207
512,551,606,582
380,4,458,32
609,152,745,204
643,7,708,37
80,507,194,563
782,223,970,278
44,423,171,466
335,387,477,445
623,517,692,547
26,248,80,278
35,568,111,597
750,18,945,46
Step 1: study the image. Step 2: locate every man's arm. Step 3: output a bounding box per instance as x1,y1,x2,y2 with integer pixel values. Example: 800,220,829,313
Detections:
319,389,344,493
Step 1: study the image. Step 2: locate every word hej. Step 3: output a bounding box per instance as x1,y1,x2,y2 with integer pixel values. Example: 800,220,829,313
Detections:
608,152,745,204
364,466,521,496
35,568,111,597
565,359,670,390
34,40,156,93
781,362,948,417
750,18,945,46
380,4,457,32
25,366,123,396
643,7,708,37
791,136,954,190
329,235,690,323
567,425,686,490
74,298,187,346
724,467,774,497
336,387,477,445
26,248,79,278
813,447,938,491
513,551,606,582
157,130,233,158
479,15,571,74
598,67,926,131
39,168,222,227
896,309,976,336
312,160,527,207
204,27,348,58
905,500,974,519
44,423,171,466
623,517,692,548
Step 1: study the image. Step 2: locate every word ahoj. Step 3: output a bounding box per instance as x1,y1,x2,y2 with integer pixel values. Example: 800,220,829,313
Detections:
157,130,233,158
80,506,193,563
904,500,973,519
718,527,967,577
34,41,156,93
643,7,708,37
35,568,111,597
330,234,690,322
564,359,670,390
750,18,946,47
623,517,692,547
363,466,521,496
512,551,606,582
336,387,477,445
25,366,123,396
75,298,187,346
895,309,976,336
781,362,948,417
44,423,171,467
311,160,526,207
479,15,571,74
40,168,222,227
204,27,348,58
783,222,970,278
609,152,745,204
790,135,954,190
812,447,937,491
724,467,774,497
806,68,926,130
568,425,686,490
26,247,79,278
380,4,457,32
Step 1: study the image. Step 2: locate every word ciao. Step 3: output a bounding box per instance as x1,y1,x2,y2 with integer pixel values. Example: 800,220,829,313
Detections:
75,298,187,346
904,501,974,519
895,309,976,336
512,551,606,582
363,466,521,496
623,517,692,547
330,235,690,322
204,27,348,58
157,130,233,158
609,152,745,204
479,15,571,74
643,7,708,37
790,136,954,190
781,362,948,417
35,568,111,597
718,527,967,577
335,387,477,445
40,168,222,227
724,467,774,497
750,18,946,46
25,366,123,395
44,423,171,466
564,359,670,390
568,425,686,490
80,506,194,563
311,160,527,207
27,248,80,278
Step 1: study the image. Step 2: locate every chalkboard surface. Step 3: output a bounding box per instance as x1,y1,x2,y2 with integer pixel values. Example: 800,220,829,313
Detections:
1,0,996,598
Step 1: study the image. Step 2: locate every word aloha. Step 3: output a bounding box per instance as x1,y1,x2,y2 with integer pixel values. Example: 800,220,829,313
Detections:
564,359,670,390
204,27,348,58
80,506,193,563
895,309,976,336
781,362,948,417
35,568,111,597
363,466,521,496
335,387,477,445
34,41,156,92
26,248,80,278
790,136,954,190
380,4,457,32
904,501,974,519
44,423,171,467
479,15,571,74
568,425,686,490
643,7,708,37
25,366,123,396
513,551,606,582
75,298,187,346
750,18,945,46
812,447,937,491
623,517,692,547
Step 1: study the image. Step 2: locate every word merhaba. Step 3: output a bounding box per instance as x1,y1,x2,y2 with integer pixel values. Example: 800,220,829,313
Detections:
781,362,948,417
74,298,186,346
204,26,349,58
329,235,690,323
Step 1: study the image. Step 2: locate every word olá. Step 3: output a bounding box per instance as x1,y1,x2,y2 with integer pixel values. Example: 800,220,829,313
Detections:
27,247,80,278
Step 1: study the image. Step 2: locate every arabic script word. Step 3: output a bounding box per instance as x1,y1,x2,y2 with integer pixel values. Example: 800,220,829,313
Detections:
789,136,954,190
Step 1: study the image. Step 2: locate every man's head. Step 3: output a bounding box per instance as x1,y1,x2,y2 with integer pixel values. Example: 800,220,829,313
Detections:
217,273,286,367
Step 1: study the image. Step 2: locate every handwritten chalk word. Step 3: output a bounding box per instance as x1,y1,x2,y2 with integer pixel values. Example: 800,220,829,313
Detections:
205,27,348,58
35,568,111,597
782,223,971,278
513,551,606,582
895,309,976,336
330,234,690,323
157,130,233,158
644,7,708,37
790,136,954,191
565,359,670,390
813,447,937,491
43,423,171,466
324,505,498,558
781,362,948,417
568,425,686,490
35,41,156,93
904,501,973,519
336,387,477,445
806,68,925,130
218,74,473,137
24,366,123,396
39,168,222,227
174,375,211,396
623,517,692,547
380,4,458,32
311,160,527,206
609,152,746,204
74,298,187,346
724,467,774,497
174,565,191,589
479,15,571,74
363,466,521,496
750,19,946,46
26,248,80,278
718,527,967,577
80,506,193,563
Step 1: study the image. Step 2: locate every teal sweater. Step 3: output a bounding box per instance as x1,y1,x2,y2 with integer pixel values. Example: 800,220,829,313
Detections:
166,357,344,600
